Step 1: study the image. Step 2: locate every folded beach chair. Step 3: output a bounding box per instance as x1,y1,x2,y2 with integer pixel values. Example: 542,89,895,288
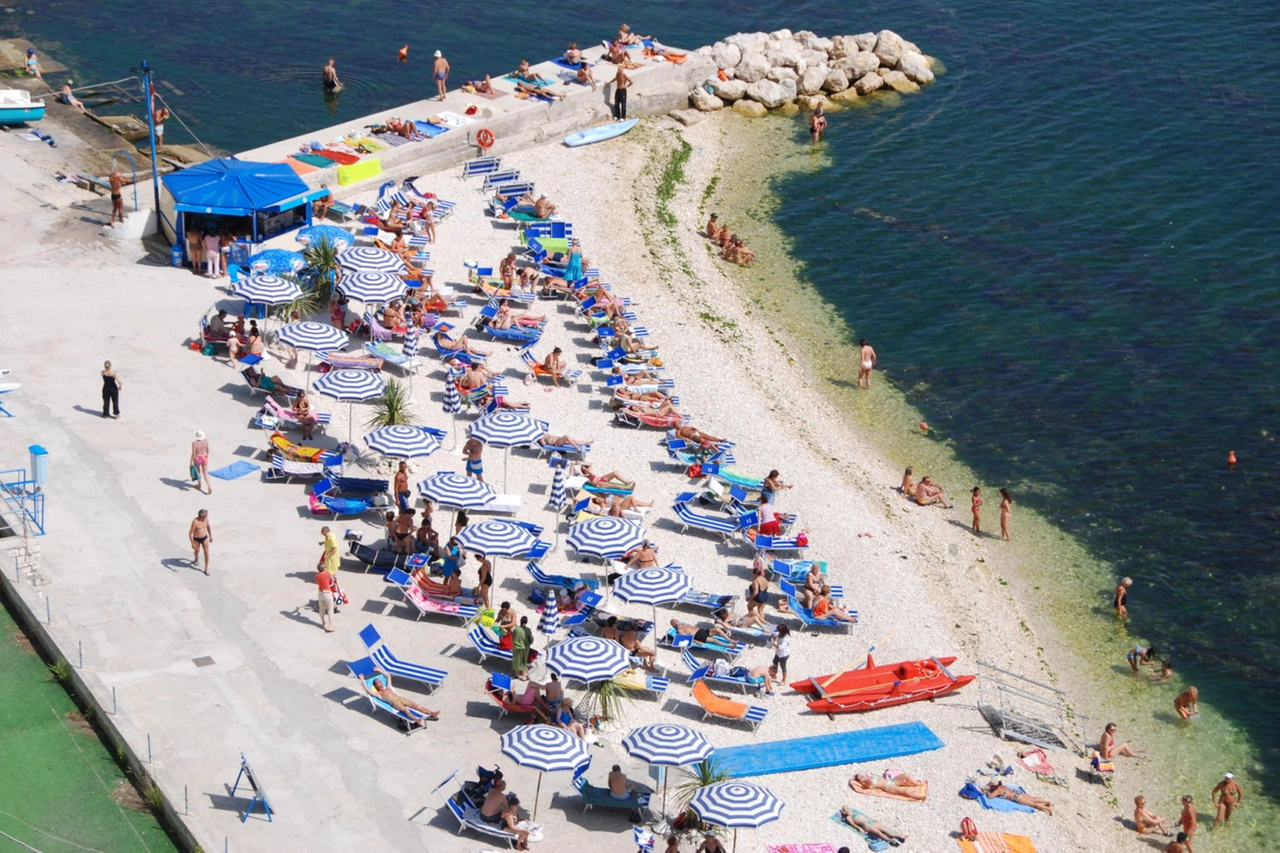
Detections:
661,629,744,662
690,678,769,730
348,540,412,573
460,156,502,179
612,668,670,698
444,794,522,847
468,624,514,665
481,169,521,191
778,580,854,632
574,776,652,816
346,657,429,734
359,624,448,692
259,396,332,433
387,568,480,624
521,221,573,241
681,648,759,694
672,495,741,540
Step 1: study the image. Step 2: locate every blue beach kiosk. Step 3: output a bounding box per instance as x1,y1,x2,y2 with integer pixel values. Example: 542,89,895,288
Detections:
161,159,329,264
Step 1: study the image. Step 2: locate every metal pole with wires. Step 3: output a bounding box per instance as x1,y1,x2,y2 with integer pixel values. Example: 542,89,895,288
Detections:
140,60,161,219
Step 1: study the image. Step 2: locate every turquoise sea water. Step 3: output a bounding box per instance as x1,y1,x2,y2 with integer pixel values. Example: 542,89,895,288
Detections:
5,0,1278,811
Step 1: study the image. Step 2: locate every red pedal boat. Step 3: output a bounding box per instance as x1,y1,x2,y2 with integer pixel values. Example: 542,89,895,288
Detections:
792,653,975,714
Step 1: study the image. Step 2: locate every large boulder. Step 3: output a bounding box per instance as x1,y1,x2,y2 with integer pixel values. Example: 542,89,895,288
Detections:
732,98,768,118
902,39,922,56
854,71,884,95
736,50,771,83
713,42,742,70
725,31,768,53
852,32,878,52
777,102,801,117
834,51,882,79
769,28,794,41
798,65,828,96
829,35,855,59
822,68,851,93
669,109,703,126
767,66,799,83
830,87,860,104
708,77,749,101
690,87,725,111
767,42,803,67
881,70,920,94
803,49,831,68
804,35,834,53
873,30,907,66
897,51,935,85
776,76,798,102
745,78,790,109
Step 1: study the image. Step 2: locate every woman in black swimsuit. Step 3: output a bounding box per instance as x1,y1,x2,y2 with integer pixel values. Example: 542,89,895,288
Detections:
101,360,121,418
474,553,493,607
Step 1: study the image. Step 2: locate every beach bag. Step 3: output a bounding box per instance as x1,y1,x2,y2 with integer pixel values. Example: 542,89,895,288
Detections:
201,343,215,356
686,463,702,478
960,817,978,841
332,582,349,607
189,464,200,483
529,588,548,605
796,530,809,547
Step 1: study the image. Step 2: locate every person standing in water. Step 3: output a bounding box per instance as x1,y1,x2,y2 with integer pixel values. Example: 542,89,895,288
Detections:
1174,686,1199,720
433,50,450,100
999,488,1012,541
323,57,342,92
970,487,983,534
1211,772,1243,828
857,338,876,388
809,104,828,141
1115,577,1133,619
101,360,121,418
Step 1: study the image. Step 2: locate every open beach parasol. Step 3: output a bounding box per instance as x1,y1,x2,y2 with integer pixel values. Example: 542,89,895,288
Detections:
417,471,495,509
313,369,385,442
247,248,305,275
276,321,350,388
337,271,408,305
542,635,631,685
468,412,550,491
336,246,407,275
296,224,354,249
613,567,691,633
566,516,644,562
622,723,713,815
688,782,784,853
363,425,440,460
453,519,538,558
233,274,302,305
499,725,591,820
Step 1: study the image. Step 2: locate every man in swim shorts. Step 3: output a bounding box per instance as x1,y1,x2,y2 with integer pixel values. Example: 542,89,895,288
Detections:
109,168,126,227
433,50,450,101
189,509,212,575
462,436,485,481
607,765,636,800
323,57,341,91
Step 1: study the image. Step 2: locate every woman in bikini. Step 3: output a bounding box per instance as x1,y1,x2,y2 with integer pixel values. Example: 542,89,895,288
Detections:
838,806,909,844
581,463,633,490
850,772,927,801
1178,794,1198,847
605,494,654,517
1000,488,1013,540
900,467,915,497
1099,722,1144,759
190,430,212,494
473,552,493,607
364,671,441,722
986,780,1054,814
971,486,983,534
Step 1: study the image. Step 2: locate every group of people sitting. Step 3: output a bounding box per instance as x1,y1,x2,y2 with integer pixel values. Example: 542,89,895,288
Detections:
473,772,544,850
901,467,951,508
705,214,756,264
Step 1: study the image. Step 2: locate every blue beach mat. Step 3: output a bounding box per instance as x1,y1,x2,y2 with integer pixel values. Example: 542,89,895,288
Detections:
830,812,890,852
208,461,261,481
551,56,591,70
959,781,1037,813
413,121,450,138
713,722,945,778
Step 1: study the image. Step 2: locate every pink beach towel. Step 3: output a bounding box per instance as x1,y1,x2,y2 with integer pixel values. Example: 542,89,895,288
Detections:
769,845,837,853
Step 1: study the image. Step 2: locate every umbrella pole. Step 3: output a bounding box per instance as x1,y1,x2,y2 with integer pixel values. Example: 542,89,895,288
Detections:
533,771,543,821
306,351,314,391
504,448,510,493
733,828,738,853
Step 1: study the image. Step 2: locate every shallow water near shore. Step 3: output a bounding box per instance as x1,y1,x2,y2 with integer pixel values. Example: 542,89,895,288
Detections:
5,0,1280,845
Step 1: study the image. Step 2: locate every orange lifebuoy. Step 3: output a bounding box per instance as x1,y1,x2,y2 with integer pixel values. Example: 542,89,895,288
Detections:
476,128,495,149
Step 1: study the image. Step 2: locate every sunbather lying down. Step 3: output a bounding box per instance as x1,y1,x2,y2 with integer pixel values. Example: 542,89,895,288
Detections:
539,434,592,452
675,425,728,448
363,670,441,723
850,772,926,800
580,463,633,489
840,806,908,845
515,81,564,101
434,330,491,357
670,619,732,647
986,781,1054,815
591,493,653,516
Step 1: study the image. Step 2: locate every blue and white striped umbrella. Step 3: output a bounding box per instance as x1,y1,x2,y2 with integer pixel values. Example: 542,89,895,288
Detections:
442,374,462,415
338,271,407,304
233,274,302,304
337,246,407,275
313,369,385,402
277,321,348,351
548,456,567,511
688,782,784,829
499,725,592,819
403,325,420,359
567,517,645,561
364,425,440,459
622,724,713,767
454,520,537,558
247,249,306,275
417,471,495,509
538,597,560,637
296,224,355,249
469,412,551,448
614,568,692,607
543,635,632,684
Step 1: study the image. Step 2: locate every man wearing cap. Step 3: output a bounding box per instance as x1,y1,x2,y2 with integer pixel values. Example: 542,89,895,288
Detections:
1211,772,1243,827
433,50,450,101
59,81,85,112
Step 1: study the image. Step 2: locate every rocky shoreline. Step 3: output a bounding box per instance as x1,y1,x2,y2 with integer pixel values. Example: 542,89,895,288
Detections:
685,28,938,117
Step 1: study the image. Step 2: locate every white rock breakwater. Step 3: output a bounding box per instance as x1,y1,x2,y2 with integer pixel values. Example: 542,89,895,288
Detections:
687,28,938,117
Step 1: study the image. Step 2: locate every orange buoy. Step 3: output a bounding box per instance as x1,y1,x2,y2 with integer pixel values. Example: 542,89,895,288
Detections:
1228,450,1237,468
476,128,496,150
398,45,409,62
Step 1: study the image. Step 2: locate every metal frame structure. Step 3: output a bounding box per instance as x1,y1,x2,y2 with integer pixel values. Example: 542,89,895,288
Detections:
976,660,1087,755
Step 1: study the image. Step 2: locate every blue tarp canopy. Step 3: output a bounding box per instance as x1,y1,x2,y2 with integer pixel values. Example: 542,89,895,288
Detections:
163,159,310,217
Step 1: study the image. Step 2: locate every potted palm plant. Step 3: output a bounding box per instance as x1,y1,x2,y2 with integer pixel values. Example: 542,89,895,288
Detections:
302,235,341,306
365,379,416,428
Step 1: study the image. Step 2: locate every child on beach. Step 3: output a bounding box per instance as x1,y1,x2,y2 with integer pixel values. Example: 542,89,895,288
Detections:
1000,488,1012,540
971,486,982,534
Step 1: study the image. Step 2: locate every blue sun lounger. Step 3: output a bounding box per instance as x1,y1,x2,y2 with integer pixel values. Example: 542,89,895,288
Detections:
444,795,522,847
524,560,600,593
779,580,855,632
461,156,501,179
468,625,513,665
681,648,759,694
358,624,448,691
672,494,741,539
573,776,651,816
661,629,744,662
347,657,430,734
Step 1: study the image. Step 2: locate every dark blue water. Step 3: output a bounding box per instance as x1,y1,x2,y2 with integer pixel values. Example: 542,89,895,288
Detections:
7,0,1280,806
